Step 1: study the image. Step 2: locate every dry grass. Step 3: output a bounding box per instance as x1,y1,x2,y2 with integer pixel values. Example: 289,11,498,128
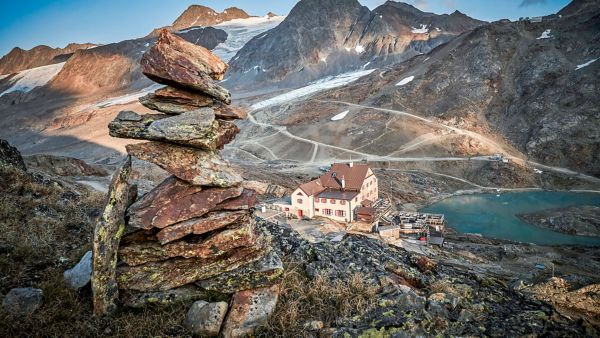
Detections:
256,265,379,337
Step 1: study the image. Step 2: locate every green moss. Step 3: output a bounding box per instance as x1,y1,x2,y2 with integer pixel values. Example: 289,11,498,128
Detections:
382,310,395,317
358,327,402,338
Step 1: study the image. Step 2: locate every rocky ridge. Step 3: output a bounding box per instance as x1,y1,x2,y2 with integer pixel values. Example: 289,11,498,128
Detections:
0,43,96,75
92,29,282,336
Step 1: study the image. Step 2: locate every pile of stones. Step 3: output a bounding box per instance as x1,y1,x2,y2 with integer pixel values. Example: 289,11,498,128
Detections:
91,29,282,337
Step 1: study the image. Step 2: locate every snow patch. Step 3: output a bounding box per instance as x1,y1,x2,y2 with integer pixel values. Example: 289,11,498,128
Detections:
575,58,598,70
0,62,66,97
537,29,552,39
345,47,351,52
144,42,150,47
251,69,376,110
396,76,415,87
331,110,349,121
435,27,441,32
0,74,9,81
362,61,371,69
355,45,364,53
411,24,429,34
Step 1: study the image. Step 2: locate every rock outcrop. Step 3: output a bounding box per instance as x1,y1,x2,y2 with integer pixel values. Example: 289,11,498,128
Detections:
0,139,26,171
96,29,282,334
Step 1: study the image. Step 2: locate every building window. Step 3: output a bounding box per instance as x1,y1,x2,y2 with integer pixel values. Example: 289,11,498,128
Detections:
335,210,346,217
321,198,326,203
330,199,335,204
355,197,358,202
340,200,346,205
297,192,303,195
315,208,320,212
285,207,289,211
297,199,303,204
323,209,332,215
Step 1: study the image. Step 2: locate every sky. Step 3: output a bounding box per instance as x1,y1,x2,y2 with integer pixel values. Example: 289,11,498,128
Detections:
0,0,572,57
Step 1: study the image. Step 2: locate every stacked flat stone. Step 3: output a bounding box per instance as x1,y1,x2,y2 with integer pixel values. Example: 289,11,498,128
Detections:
95,29,282,335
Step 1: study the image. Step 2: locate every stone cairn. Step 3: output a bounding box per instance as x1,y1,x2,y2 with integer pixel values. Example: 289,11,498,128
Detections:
91,30,283,337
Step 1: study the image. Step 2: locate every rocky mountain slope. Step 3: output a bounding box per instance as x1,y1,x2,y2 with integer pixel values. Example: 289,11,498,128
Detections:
172,5,251,30
0,43,95,75
226,0,484,87
265,0,599,176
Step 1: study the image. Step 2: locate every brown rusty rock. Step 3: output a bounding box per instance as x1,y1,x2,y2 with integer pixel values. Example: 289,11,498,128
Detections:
127,176,243,230
116,236,269,291
197,250,284,294
156,210,249,245
139,87,246,120
119,221,256,266
109,110,239,151
221,284,281,338
214,189,258,211
141,30,231,103
91,156,132,316
126,142,242,187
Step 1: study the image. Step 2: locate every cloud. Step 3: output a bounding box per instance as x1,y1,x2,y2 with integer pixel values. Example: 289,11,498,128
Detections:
519,0,547,7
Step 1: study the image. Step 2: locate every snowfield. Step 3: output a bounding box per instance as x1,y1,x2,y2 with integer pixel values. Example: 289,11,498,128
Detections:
0,62,66,97
211,15,285,62
575,58,598,70
251,69,376,110
537,29,552,39
331,110,349,121
396,76,415,86
412,24,429,34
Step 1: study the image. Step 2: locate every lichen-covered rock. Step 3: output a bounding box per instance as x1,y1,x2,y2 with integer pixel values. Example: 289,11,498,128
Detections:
0,139,26,171
1,287,43,316
156,211,249,245
139,86,247,120
119,222,256,266
221,284,281,338
64,250,92,289
214,188,258,211
127,176,243,229
91,156,132,316
126,142,242,187
120,285,217,308
197,250,284,294
109,110,239,151
184,301,229,337
141,30,231,103
117,237,269,291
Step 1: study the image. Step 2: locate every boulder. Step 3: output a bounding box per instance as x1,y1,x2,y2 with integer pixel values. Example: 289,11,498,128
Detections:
64,250,92,289
91,156,132,316
109,110,239,151
184,301,229,337
156,211,249,245
120,285,216,308
0,139,26,171
1,287,43,315
221,284,281,338
197,250,284,293
119,222,256,266
127,176,243,229
141,30,231,103
214,189,258,211
117,239,269,291
126,142,242,187
139,86,247,120
24,154,108,177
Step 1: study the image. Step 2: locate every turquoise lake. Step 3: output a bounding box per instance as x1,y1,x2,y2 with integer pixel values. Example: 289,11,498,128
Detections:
421,191,600,246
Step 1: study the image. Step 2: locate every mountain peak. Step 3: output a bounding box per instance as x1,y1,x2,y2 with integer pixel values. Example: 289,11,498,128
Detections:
172,5,251,30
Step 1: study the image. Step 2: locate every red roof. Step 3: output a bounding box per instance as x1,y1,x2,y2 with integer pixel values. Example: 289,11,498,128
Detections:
298,178,325,196
320,163,370,191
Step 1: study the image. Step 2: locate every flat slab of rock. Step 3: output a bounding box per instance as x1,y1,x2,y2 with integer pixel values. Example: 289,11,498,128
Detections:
141,30,231,103
156,211,249,245
184,301,229,337
197,250,284,294
64,250,92,289
139,86,247,120
92,156,132,316
222,284,281,338
214,189,258,211
127,176,243,230
117,238,268,291
2,287,43,316
126,142,242,187
119,221,256,266
109,110,239,151
120,285,215,308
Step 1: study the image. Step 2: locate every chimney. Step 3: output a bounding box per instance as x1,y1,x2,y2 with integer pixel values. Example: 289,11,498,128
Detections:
341,176,346,189
349,162,353,167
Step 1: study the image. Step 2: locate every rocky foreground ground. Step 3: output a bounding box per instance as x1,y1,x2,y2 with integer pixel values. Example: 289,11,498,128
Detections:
518,206,600,238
